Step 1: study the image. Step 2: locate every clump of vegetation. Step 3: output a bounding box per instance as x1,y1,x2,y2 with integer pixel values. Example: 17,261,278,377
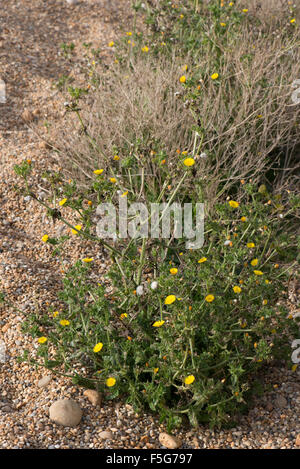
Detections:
13,0,300,429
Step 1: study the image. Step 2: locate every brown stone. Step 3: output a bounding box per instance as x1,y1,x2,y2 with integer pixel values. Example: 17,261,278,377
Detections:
83,389,102,406
21,109,34,123
49,399,82,427
38,141,52,150
158,432,182,449
99,430,113,440
1,323,10,333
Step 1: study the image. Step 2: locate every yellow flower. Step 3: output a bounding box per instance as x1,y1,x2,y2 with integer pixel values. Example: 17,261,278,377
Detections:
93,169,104,175
110,177,117,183
164,295,176,305
82,257,93,263
251,259,258,267
240,216,247,222
290,18,296,24
59,198,67,206
184,375,195,385
120,313,128,319
53,311,59,318
141,46,149,52
211,73,219,80
242,9,248,13
126,31,132,36
113,155,120,160
292,364,298,372
154,368,159,374
71,224,82,235
59,319,70,326
220,22,226,27
106,377,116,387
108,41,114,47
170,268,178,275
38,336,47,344
262,299,268,305
198,257,207,263
183,157,195,167
229,200,239,208
265,279,270,284
247,242,255,248
42,234,49,243
205,294,215,303
93,342,103,353
152,320,165,327
179,75,186,83
233,286,241,294
121,191,128,197
254,270,263,276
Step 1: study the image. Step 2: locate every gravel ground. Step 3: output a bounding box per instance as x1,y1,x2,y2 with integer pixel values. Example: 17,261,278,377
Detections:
0,0,299,450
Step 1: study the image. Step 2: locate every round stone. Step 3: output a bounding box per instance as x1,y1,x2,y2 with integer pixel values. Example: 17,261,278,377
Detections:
159,432,182,449
49,399,82,427
38,375,52,388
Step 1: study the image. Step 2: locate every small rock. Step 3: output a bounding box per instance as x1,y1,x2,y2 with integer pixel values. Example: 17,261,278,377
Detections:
83,389,102,406
99,430,113,440
265,402,273,412
1,405,12,413
158,432,182,449
295,434,300,447
274,395,287,409
38,141,51,150
21,109,34,123
2,323,10,333
38,375,52,388
49,399,82,427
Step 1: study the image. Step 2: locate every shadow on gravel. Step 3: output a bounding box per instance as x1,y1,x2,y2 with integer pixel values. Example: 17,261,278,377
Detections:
0,0,129,132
